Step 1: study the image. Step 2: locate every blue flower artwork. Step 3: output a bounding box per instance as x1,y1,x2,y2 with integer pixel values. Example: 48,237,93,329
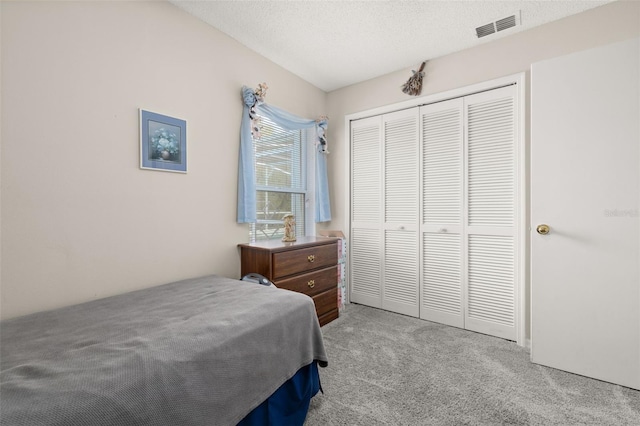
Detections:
140,110,187,173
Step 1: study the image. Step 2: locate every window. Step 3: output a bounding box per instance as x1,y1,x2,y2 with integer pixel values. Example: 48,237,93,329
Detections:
250,116,312,242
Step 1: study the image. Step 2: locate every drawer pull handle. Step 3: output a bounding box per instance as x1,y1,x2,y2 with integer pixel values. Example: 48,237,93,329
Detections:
308,280,315,288
307,255,315,263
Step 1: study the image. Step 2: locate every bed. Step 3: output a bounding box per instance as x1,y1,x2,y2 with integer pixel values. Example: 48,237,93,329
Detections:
0,274,328,425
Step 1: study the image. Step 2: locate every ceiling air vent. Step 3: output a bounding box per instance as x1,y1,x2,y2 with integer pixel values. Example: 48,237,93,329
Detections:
496,15,517,32
475,22,495,38
476,11,521,38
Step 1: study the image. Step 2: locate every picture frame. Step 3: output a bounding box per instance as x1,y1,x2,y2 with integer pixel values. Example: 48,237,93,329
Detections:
140,109,187,173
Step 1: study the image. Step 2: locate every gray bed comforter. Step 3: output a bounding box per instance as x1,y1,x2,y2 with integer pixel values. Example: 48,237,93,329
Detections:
0,275,328,425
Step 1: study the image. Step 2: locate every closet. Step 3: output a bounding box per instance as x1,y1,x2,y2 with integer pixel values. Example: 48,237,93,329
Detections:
350,83,521,342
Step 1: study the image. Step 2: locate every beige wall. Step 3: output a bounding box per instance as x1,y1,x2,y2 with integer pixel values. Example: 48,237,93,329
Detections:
325,0,639,342
0,1,327,319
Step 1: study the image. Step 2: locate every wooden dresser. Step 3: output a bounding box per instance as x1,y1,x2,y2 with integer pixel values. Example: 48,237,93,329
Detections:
238,236,339,326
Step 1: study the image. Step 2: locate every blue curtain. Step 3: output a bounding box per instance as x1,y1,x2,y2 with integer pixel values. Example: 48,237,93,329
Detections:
238,86,331,223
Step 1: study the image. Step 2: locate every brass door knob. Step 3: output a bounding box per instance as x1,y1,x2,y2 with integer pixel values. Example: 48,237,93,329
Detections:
536,224,550,235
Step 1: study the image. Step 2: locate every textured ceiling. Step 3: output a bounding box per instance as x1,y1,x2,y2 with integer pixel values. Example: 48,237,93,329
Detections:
169,0,613,92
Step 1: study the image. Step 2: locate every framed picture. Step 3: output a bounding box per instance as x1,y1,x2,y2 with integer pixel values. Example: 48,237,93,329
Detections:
140,109,187,173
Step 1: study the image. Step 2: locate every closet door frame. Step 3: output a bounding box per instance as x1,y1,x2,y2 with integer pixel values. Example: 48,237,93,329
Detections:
345,73,527,346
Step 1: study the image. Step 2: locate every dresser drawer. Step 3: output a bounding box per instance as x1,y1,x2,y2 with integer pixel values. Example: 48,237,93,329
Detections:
272,243,337,279
312,289,338,318
275,266,337,297
318,308,339,327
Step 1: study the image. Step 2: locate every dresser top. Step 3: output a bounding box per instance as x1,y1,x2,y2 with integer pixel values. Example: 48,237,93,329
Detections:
238,236,338,252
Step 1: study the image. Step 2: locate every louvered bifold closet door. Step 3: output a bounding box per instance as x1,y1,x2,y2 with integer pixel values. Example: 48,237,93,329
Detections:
350,116,383,308
382,109,420,317
464,85,518,341
419,98,464,327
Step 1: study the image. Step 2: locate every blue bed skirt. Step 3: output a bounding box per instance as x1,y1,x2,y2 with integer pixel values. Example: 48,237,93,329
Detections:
238,361,321,426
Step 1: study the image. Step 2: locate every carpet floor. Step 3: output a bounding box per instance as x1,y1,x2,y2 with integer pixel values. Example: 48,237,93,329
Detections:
304,304,640,425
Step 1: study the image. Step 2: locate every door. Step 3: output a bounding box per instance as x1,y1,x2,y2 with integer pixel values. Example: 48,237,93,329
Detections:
531,38,640,389
463,86,519,341
350,116,383,308
382,108,420,317
349,109,420,317
419,86,520,342
420,98,465,328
